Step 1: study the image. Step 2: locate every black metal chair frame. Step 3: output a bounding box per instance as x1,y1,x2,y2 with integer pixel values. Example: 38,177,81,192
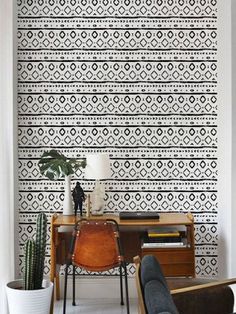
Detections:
63,218,130,314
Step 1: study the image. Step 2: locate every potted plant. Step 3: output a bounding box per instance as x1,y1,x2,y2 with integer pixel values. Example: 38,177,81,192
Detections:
38,150,86,215
6,213,53,314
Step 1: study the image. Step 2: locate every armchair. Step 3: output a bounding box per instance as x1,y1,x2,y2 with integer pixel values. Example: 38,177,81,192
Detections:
134,255,236,314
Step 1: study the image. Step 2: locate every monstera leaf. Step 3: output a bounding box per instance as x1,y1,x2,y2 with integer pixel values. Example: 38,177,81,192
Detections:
38,150,86,180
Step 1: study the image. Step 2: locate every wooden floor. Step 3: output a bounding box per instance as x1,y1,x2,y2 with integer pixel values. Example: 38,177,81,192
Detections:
54,298,138,314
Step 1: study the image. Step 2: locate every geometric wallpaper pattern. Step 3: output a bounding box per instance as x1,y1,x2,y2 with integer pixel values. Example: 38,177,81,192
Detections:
17,0,217,277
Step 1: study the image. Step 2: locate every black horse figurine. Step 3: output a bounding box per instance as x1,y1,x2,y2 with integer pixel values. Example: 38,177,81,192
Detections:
72,182,85,216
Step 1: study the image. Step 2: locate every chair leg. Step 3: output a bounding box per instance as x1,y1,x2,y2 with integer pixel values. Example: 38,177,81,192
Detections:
63,264,69,314
119,265,124,305
123,262,130,314
72,265,76,306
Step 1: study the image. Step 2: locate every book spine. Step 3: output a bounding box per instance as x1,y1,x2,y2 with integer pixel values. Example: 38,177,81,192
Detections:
145,237,182,243
142,242,185,248
148,233,180,238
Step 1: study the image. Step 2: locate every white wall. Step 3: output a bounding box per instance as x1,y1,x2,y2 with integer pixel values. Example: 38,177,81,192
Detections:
217,0,236,278
231,0,236,277
216,0,232,277
0,0,18,313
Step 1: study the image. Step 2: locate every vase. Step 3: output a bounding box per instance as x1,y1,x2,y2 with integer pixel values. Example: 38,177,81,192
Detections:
6,279,53,314
63,175,73,215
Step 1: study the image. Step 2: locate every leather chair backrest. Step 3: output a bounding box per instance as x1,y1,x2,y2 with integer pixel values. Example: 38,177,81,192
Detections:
72,220,122,272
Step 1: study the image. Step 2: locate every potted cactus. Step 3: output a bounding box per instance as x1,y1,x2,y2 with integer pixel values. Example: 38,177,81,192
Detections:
6,213,53,314
38,149,86,215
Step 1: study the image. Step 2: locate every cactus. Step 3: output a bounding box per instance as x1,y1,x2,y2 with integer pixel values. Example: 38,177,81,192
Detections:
23,239,36,290
22,213,48,290
34,212,47,289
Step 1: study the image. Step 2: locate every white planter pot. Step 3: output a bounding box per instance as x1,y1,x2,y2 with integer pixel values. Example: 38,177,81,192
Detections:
6,279,53,314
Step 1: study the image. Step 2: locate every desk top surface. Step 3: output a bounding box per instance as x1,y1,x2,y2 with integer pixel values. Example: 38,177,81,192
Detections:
52,212,193,227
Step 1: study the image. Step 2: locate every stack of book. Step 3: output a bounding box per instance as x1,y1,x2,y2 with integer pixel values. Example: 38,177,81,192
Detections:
142,227,186,248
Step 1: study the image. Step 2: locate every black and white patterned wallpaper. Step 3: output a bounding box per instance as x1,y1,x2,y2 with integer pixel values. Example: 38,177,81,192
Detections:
17,0,217,277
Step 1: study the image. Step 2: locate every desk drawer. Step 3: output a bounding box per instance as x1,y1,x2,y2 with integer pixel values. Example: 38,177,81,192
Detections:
142,249,195,277
160,263,194,277
142,248,193,264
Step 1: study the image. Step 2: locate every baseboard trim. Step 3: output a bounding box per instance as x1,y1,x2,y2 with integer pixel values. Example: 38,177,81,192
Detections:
58,276,137,299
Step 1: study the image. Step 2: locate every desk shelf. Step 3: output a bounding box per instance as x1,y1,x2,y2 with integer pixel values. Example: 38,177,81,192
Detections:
119,213,195,277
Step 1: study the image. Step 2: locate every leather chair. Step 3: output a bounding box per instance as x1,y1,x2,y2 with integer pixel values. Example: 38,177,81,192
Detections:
63,219,129,314
134,255,236,314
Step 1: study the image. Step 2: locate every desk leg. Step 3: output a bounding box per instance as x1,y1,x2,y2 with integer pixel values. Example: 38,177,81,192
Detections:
56,265,61,300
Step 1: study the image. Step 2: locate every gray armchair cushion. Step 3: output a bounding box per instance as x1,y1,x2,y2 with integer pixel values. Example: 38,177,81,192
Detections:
145,280,179,314
141,255,179,314
141,255,169,289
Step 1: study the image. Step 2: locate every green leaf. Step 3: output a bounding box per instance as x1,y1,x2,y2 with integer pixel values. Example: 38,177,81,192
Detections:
73,159,86,170
38,150,86,180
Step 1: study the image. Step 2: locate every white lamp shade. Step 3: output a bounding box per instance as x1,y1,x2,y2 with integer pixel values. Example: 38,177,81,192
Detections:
84,153,111,180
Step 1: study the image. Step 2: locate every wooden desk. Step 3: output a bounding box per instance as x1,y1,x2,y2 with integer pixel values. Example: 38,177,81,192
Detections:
50,212,195,310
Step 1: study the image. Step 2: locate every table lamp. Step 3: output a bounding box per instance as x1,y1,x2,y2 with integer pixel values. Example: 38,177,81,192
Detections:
84,153,111,216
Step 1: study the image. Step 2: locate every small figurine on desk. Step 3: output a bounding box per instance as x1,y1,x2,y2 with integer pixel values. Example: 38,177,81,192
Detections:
72,182,85,216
